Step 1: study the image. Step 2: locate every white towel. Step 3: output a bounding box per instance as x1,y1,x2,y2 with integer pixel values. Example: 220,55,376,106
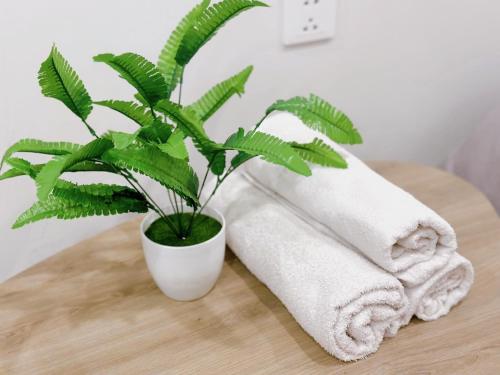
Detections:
402,253,474,323
208,173,408,361
246,112,457,286
237,172,474,328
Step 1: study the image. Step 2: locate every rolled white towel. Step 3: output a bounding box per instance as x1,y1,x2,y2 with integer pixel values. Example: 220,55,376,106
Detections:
246,112,457,285
208,173,408,361
402,253,474,323
237,172,474,327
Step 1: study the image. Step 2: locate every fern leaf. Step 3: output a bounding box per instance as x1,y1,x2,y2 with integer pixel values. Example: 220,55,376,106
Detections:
0,158,115,181
64,161,116,173
155,99,216,150
102,145,199,206
290,138,347,168
13,193,148,229
36,138,113,200
267,94,362,144
38,45,92,120
0,157,37,180
137,118,173,144
155,100,222,171
134,93,149,106
209,151,226,175
157,129,189,159
158,0,210,97
109,131,139,150
176,0,268,66
230,151,254,169
95,100,155,127
224,128,311,176
1,139,81,170
52,180,145,205
94,53,167,106
188,65,253,122
0,168,24,181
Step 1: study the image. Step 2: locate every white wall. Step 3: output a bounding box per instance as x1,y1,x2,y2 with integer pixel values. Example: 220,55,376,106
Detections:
1,0,500,281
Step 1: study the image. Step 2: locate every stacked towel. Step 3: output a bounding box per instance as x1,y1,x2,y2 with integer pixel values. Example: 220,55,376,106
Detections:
208,173,408,361
245,112,473,324
239,172,473,331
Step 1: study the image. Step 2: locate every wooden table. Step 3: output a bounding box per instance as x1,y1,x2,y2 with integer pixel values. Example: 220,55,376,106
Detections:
1,162,499,374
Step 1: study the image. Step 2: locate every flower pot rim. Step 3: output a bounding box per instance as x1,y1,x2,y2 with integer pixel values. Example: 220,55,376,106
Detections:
140,206,226,251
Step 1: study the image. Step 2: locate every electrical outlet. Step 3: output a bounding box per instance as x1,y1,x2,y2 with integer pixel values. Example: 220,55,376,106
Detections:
283,0,337,46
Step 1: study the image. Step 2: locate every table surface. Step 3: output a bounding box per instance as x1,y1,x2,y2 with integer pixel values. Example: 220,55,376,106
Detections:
1,161,499,375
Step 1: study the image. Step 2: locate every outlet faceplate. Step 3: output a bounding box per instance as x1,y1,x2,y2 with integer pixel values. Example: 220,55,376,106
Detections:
283,0,337,46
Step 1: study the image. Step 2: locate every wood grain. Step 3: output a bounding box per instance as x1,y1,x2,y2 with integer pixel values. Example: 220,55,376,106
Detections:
1,162,499,374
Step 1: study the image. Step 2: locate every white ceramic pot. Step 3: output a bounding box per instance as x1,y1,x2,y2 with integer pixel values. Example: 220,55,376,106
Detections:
140,207,226,301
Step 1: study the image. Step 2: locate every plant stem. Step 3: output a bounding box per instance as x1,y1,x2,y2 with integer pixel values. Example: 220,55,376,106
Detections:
186,165,235,235
200,167,233,213
174,69,187,236
173,192,184,236
186,153,216,234
167,189,175,211
82,119,99,138
253,114,268,132
126,173,180,236
150,106,157,119
197,156,214,200
166,190,183,235
178,68,184,105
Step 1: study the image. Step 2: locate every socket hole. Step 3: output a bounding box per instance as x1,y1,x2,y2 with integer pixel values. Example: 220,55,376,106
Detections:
314,0,319,3
308,17,313,22
303,26,309,32
304,1,309,5
313,24,318,30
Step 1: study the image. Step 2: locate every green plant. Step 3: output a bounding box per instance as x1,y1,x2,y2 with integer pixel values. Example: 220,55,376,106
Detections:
0,0,362,244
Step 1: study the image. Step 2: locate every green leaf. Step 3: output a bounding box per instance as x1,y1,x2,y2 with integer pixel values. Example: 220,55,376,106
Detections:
109,131,139,150
94,100,155,127
0,168,25,181
157,129,189,159
230,151,254,169
0,158,115,181
188,65,253,122
1,139,81,170
176,0,268,66
208,151,226,175
267,94,362,145
290,138,347,168
1,157,37,179
13,192,148,229
38,45,93,120
63,161,116,173
36,138,114,200
134,93,149,106
158,0,210,98
155,100,222,171
224,128,311,176
94,53,167,106
52,180,145,205
102,145,199,206
137,118,173,144
155,99,216,151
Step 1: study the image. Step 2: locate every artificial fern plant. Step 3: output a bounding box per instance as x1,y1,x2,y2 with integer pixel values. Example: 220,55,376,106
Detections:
0,0,362,245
